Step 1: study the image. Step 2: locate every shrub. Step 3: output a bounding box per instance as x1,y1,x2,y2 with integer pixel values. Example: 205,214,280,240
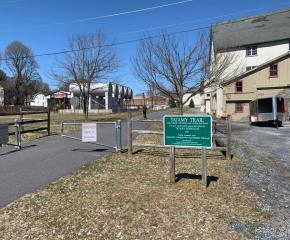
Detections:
189,99,195,108
169,99,177,108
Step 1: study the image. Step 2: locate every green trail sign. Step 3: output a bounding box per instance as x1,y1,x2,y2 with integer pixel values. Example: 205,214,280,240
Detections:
163,115,212,148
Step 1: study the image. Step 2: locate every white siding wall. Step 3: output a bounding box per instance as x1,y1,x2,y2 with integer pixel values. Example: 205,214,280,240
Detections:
217,39,290,75
211,39,290,117
30,94,48,107
183,93,202,107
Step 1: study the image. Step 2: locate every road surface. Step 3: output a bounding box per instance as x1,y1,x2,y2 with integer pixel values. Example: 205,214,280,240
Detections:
0,109,169,208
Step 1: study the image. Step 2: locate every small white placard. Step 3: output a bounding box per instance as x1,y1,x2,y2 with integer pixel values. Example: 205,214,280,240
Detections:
82,122,97,142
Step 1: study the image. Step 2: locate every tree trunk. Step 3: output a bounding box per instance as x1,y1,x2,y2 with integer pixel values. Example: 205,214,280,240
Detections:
85,106,89,119
15,84,21,105
179,105,184,115
178,99,184,115
83,96,89,120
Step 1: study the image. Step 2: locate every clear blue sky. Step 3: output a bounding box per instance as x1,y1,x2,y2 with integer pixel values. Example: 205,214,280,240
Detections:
0,0,289,95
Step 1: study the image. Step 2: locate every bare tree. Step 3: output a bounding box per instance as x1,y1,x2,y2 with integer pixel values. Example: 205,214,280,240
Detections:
53,31,118,118
22,79,50,105
4,41,40,105
133,31,237,115
144,83,160,109
0,69,7,82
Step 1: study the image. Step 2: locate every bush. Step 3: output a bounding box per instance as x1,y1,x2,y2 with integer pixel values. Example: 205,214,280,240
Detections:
169,99,177,108
189,99,195,108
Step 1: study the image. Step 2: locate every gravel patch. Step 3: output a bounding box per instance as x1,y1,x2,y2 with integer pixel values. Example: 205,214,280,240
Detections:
231,123,290,239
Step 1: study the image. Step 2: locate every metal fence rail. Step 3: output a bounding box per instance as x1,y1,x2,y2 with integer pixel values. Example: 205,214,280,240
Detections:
60,120,122,152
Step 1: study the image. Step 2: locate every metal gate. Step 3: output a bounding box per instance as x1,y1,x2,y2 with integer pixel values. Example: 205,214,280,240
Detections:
60,120,122,152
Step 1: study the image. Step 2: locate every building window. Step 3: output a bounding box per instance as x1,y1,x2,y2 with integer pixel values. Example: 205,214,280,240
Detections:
235,81,243,92
269,64,278,77
235,103,244,113
246,46,257,56
246,66,257,71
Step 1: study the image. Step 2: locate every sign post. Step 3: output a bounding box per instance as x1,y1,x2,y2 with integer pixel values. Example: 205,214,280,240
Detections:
163,115,212,187
82,122,97,142
201,147,207,187
170,147,176,183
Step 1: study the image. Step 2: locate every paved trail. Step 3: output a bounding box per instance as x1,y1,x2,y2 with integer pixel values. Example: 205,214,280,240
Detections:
0,110,169,208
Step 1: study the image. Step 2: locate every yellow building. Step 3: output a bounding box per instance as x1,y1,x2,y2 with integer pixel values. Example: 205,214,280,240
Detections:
222,52,290,121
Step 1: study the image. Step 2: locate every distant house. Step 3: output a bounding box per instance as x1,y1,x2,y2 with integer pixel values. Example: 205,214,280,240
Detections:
69,83,133,113
183,93,202,108
205,8,290,117
50,91,72,110
124,93,170,110
0,84,4,106
30,93,50,107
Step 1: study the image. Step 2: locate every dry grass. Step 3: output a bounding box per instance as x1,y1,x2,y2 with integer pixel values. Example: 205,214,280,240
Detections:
1,110,142,146
0,122,262,239
49,111,144,135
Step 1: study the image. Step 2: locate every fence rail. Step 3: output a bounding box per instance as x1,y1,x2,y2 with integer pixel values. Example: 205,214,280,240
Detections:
60,120,122,152
0,111,49,116
0,106,48,113
131,130,163,135
0,108,50,148
212,116,232,160
127,112,232,187
127,113,232,160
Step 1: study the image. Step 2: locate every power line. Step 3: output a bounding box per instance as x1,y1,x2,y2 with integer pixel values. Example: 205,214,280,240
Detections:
0,0,24,4
12,0,192,30
0,27,209,61
120,3,290,36
1,6,290,61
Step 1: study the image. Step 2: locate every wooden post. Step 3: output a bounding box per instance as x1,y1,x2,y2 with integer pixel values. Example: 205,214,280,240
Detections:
170,147,175,183
128,111,133,155
19,107,23,122
19,107,24,133
201,147,207,187
60,121,64,136
47,109,51,136
213,119,217,147
226,115,232,160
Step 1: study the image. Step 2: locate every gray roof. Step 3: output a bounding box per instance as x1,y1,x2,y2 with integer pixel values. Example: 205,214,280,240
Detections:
212,8,290,51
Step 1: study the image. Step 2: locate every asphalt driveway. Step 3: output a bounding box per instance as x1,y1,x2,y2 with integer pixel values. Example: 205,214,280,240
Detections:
0,110,170,208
